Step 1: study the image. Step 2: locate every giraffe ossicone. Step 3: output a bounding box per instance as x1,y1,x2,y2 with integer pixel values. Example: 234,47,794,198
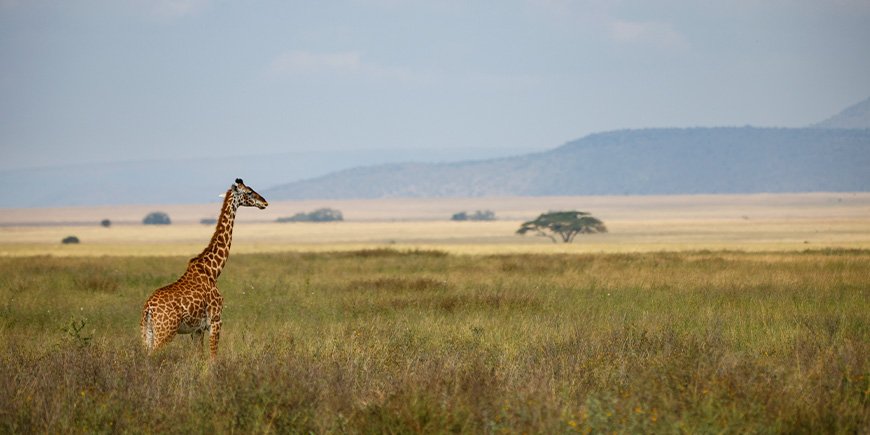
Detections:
140,178,268,358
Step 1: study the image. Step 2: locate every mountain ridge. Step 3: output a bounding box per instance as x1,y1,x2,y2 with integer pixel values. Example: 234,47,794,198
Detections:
5,97,870,207
0,147,530,208
265,127,870,200
813,97,870,129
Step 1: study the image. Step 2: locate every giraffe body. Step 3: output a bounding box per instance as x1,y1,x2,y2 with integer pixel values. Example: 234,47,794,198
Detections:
141,178,267,358
141,268,223,354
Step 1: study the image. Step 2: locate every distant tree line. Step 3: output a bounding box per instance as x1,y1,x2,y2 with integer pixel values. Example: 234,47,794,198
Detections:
143,212,171,225
451,210,496,221
277,208,343,223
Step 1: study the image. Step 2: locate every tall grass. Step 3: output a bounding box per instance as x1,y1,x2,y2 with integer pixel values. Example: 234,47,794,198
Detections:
0,250,867,433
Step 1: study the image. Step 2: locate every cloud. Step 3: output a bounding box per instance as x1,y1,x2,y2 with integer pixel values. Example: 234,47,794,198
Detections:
267,50,435,84
608,19,689,50
146,0,210,19
0,0,210,19
525,1,689,51
269,51,364,75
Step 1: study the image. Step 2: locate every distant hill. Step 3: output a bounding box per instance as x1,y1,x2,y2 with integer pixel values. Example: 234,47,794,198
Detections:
813,97,870,129
0,147,529,208
6,97,870,208
265,127,870,199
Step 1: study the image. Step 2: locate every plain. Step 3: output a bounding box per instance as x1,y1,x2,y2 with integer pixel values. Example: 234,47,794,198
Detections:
1,250,869,433
2,193,870,256
0,193,868,433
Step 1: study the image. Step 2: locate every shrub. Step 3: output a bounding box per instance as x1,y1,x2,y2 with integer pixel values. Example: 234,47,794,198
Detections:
143,212,171,225
451,210,496,221
100,219,111,228
61,236,80,244
277,208,343,223
200,218,218,225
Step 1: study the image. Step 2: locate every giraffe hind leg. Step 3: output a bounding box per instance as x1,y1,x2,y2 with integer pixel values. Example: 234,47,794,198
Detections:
142,308,155,352
142,308,177,354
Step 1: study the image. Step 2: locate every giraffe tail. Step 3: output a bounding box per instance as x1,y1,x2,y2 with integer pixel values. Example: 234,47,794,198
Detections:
142,307,155,351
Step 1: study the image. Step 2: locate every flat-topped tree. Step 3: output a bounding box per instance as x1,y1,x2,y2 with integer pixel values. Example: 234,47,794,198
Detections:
517,211,607,243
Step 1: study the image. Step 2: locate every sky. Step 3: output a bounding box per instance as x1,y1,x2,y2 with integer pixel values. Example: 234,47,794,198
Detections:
2,0,869,171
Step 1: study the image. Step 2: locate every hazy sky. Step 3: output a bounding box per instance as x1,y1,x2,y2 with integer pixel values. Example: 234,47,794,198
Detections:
2,0,869,170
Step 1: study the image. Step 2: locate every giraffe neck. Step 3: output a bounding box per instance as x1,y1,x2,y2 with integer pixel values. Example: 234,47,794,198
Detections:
190,188,237,281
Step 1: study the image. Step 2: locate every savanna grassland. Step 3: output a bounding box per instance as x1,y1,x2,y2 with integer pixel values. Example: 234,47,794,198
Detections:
3,193,870,257
0,249,868,433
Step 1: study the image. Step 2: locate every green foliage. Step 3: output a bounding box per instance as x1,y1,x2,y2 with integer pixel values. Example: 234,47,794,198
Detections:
451,210,496,221
0,250,867,433
61,235,80,244
142,211,171,225
99,219,111,228
517,210,607,243
277,207,343,223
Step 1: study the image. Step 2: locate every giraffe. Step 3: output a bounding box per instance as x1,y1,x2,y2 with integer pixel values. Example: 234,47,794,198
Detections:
141,178,268,358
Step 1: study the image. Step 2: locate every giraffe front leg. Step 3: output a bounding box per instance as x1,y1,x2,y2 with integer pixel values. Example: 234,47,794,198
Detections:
207,291,224,359
192,330,205,350
207,302,223,359
208,320,221,359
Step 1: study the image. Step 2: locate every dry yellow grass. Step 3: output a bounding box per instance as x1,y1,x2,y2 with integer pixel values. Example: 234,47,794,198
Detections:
1,193,869,256
2,191,868,431
2,249,868,432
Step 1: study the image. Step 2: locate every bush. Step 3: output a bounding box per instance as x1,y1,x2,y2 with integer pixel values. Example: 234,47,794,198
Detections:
100,219,111,228
61,236,80,244
200,218,218,225
277,208,343,223
451,210,496,221
143,212,171,225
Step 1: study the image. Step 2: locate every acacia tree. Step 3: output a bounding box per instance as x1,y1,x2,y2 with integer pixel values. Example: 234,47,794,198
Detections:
516,211,607,243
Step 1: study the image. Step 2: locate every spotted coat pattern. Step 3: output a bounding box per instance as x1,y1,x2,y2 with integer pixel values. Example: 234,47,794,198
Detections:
140,179,267,358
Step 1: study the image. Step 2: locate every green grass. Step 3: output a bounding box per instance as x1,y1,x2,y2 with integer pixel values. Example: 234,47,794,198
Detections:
0,249,868,433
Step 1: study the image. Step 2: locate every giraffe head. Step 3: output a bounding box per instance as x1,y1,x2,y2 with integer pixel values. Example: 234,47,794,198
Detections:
232,178,269,209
